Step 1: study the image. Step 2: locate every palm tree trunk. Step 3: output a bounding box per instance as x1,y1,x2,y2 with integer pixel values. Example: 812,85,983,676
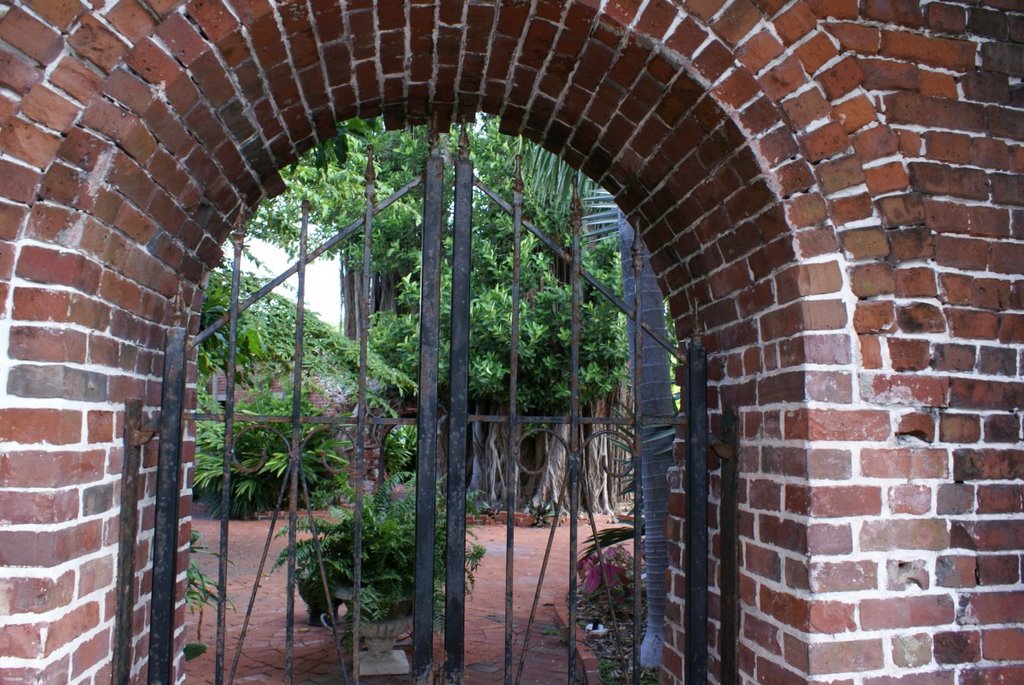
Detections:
619,213,675,668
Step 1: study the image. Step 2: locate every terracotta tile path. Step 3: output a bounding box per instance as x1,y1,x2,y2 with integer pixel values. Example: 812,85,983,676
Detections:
183,514,609,684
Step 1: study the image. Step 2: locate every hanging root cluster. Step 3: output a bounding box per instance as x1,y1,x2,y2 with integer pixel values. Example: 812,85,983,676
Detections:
465,394,631,514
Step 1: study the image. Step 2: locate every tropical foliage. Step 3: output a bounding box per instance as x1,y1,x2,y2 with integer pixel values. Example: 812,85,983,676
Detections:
242,117,631,512
278,473,485,629
193,270,415,520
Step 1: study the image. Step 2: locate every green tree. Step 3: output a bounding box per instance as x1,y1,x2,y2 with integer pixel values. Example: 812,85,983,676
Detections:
244,118,630,512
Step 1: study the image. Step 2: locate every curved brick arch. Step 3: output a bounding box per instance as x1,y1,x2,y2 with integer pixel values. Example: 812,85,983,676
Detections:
1,2,1022,685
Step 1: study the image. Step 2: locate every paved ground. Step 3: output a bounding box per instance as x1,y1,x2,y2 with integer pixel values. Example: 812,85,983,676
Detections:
183,513,607,684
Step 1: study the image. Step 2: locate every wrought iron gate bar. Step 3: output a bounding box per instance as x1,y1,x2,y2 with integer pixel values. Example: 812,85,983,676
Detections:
148,326,188,685
413,139,445,684
685,340,709,684
444,130,473,684
473,178,680,359
567,181,583,685
719,408,740,685
191,175,423,349
112,399,152,685
502,156,524,685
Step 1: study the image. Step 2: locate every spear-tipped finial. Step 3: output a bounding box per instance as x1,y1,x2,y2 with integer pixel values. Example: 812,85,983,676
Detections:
364,145,376,186
690,292,703,337
459,123,470,158
570,175,582,230
231,210,247,246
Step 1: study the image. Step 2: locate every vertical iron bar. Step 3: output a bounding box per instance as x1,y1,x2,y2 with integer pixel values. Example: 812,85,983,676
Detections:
414,135,445,684
685,339,708,684
284,202,310,683
353,147,376,682
503,157,524,685
630,229,644,685
112,399,145,685
567,181,582,685
719,408,740,685
215,224,244,685
445,128,473,684
147,326,188,685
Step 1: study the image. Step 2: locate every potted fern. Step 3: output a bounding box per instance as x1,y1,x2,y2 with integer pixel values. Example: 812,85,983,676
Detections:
281,474,484,675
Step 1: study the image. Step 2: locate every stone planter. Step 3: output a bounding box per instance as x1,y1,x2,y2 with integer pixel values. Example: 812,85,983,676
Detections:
358,614,413,676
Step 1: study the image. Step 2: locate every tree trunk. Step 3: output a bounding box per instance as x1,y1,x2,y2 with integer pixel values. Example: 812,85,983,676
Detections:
340,252,359,339
619,213,675,667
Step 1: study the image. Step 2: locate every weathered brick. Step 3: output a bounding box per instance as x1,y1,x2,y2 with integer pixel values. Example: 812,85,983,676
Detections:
808,638,883,674
0,409,82,445
962,591,1024,625
861,448,948,479
860,519,949,551
935,630,982,664
983,628,1024,661
954,449,1024,481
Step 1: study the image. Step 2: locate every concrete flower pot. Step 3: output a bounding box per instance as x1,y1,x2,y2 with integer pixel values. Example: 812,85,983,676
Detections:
358,614,414,676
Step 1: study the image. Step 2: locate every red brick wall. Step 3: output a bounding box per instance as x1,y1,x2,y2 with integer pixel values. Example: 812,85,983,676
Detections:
0,1,1020,684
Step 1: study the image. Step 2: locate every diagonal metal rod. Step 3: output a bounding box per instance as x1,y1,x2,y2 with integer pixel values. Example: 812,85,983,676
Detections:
474,179,679,358
514,447,572,685
580,483,628,684
191,176,423,349
228,469,292,684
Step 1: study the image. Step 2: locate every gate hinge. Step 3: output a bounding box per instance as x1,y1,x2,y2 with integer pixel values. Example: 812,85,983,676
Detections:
127,423,159,447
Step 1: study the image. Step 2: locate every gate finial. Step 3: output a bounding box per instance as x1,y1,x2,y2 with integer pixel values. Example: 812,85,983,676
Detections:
364,145,376,204
231,208,247,246
458,124,469,158
570,174,582,230
514,155,523,193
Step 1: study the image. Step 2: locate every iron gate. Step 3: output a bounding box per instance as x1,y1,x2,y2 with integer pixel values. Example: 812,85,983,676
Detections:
119,128,712,685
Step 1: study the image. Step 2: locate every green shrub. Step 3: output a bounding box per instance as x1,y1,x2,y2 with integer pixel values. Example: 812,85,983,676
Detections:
280,474,485,631
192,386,351,520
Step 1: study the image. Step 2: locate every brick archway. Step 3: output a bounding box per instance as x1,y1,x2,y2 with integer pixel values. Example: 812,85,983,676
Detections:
1,1,1021,684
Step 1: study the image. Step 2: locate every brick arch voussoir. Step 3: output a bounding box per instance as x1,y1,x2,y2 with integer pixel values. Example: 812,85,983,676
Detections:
1,0,886,378
558,2,872,353
646,1,916,388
